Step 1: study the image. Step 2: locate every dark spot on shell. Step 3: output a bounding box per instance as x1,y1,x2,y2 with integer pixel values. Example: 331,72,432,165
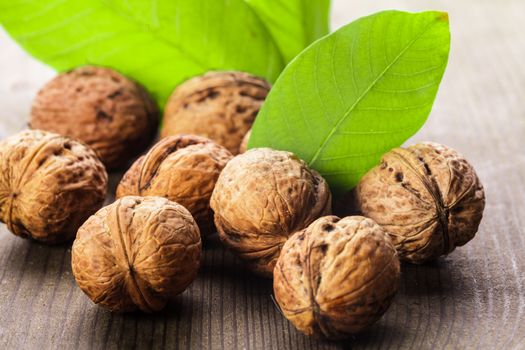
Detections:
75,87,83,93
197,89,219,102
395,172,404,182
423,163,432,175
318,244,328,255
79,70,95,76
287,188,293,194
183,103,189,109
322,224,334,232
107,89,123,99
452,206,463,213
236,105,247,113
110,76,121,83
63,142,72,150
207,90,219,99
53,149,62,156
240,90,265,101
96,110,113,122
388,167,393,172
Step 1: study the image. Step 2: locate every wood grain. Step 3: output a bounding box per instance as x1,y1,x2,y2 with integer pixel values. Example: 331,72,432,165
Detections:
1,0,525,348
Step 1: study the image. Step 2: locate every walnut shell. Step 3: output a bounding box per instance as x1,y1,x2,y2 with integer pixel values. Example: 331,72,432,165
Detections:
161,71,270,155
72,196,201,312
274,216,400,339
30,66,159,170
116,135,232,235
0,129,107,243
210,148,332,277
356,142,485,264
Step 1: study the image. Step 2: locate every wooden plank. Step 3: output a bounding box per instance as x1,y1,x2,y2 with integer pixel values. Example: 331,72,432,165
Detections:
1,0,525,348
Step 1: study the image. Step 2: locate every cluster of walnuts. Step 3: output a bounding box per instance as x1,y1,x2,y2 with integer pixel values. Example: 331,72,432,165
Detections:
0,66,485,340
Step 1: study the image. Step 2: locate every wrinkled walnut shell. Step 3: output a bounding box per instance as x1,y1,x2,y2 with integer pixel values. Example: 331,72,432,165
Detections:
210,148,332,277
274,216,400,339
116,135,232,235
72,196,201,312
356,142,485,264
0,129,107,243
161,71,270,155
30,66,159,170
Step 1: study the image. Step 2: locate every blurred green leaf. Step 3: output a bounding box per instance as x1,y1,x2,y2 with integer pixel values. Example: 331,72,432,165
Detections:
244,0,331,62
0,0,285,105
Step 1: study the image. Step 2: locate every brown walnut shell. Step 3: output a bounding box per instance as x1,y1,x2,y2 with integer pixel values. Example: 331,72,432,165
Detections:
161,71,270,155
210,148,332,277
274,216,400,339
30,66,159,170
356,142,485,264
116,134,232,235
0,129,107,243
72,196,201,312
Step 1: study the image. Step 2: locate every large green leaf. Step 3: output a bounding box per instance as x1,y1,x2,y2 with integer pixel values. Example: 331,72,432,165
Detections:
244,0,331,63
0,0,284,105
249,11,450,193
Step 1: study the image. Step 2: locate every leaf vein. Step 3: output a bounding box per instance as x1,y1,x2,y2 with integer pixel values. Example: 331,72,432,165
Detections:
308,18,442,167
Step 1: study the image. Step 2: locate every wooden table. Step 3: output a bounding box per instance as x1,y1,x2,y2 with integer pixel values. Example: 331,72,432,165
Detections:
1,0,524,348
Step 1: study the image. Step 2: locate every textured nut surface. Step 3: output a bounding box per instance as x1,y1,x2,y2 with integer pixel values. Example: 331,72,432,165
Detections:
356,142,485,264
274,216,400,339
0,129,107,243
210,148,332,276
30,66,159,169
72,196,201,313
116,135,232,235
161,71,270,155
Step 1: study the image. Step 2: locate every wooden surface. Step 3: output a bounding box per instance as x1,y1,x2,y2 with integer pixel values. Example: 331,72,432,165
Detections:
1,0,525,349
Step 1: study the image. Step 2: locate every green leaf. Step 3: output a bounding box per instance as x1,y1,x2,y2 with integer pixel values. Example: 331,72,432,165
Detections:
0,0,285,105
244,0,331,63
249,10,451,193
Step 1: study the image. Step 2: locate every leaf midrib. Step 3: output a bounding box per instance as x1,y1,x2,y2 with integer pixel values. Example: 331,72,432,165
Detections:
308,18,441,167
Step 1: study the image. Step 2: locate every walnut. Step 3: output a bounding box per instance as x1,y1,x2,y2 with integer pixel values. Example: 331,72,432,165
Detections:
239,129,251,154
116,134,232,235
210,148,332,277
71,196,201,312
0,129,107,243
30,66,159,170
356,142,485,264
161,71,270,155
274,215,400,339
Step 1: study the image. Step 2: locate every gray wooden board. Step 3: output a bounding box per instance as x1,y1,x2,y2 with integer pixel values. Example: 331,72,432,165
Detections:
1,0,525,349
